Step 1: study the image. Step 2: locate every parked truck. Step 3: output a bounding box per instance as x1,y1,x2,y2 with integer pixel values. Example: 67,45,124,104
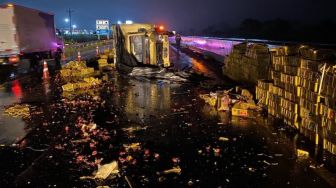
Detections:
0,3,63,67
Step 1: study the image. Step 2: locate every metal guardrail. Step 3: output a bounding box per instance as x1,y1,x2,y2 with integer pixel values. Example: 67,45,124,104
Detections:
182,36,336,49
170,36,239,57
170,36,336,58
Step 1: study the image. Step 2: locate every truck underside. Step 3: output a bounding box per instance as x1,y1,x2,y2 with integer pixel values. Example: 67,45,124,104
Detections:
112,23,170,72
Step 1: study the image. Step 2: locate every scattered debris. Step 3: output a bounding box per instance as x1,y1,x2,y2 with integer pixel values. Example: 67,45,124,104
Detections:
130,67,189,82
240,89,254,103
122,126,148,134
271,162,279,166
124,143,141,152
163,166,182,175
80,161,119,180
4,104,30,119
263,160,271,165
199,92,218,107
219,137,229,142
218,94,231,111
274,154,284,157
297,149,309,159
248,167,256,173
231,102,260,118
199,88,262,117
309,164,316,169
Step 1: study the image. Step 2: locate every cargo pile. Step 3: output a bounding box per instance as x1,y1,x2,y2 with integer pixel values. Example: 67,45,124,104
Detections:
98,49,115,70
61,61,102,93
61,61,95,81
200,88,262,118
256,45,336,155
98,58,109,68
223,43,271,84
62,77,102,92
4,104,30,119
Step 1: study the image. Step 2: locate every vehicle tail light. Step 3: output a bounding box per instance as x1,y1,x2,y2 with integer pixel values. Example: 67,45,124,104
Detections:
9,56,19,63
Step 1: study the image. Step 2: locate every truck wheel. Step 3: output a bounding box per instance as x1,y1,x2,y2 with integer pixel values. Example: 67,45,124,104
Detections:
54,49,62,70
17,59,30,74
29,55,40,73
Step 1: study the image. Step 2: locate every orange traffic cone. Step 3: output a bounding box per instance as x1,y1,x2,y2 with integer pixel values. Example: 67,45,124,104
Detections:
77,51,81,62
42,60,50,80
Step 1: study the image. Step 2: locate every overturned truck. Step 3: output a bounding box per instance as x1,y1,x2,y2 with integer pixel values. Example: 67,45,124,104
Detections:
112,23,170,72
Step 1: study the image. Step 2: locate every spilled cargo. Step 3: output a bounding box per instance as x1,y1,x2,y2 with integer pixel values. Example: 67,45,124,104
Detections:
255,44,336,155
199,88,262,118
223,43,271,84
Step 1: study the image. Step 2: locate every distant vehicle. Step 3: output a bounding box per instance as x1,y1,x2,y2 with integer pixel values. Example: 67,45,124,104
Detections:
0,3,63,67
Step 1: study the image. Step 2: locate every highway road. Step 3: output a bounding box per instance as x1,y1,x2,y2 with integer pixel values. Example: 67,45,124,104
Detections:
0,45,334,187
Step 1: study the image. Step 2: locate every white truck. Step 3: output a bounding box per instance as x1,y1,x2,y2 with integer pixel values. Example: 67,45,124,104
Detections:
0,3,63,67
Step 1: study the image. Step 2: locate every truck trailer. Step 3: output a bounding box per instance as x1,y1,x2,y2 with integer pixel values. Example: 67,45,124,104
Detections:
112,23,170,71
0,3,63,66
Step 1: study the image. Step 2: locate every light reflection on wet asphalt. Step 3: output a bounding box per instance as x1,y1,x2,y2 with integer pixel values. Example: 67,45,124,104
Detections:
0,81,25,145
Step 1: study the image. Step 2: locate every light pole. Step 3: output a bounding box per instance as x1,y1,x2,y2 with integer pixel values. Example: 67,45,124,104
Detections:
67,9,74,36
64,18,69,35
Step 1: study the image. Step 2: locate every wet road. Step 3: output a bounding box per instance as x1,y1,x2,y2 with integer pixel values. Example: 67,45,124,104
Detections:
0,47,335,187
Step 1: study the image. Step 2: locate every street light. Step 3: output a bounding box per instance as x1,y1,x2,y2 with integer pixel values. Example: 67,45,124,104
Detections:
72,25,77,29
65,18,69,23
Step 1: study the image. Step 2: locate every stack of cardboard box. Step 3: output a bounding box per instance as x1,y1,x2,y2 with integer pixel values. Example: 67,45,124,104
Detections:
266,46,300,128
296,47,321,143
256,79,272,107
256,45,336,155
223,43,271,84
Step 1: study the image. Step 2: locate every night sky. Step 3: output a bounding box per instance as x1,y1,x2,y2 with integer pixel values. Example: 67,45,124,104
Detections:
1,0,336,31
